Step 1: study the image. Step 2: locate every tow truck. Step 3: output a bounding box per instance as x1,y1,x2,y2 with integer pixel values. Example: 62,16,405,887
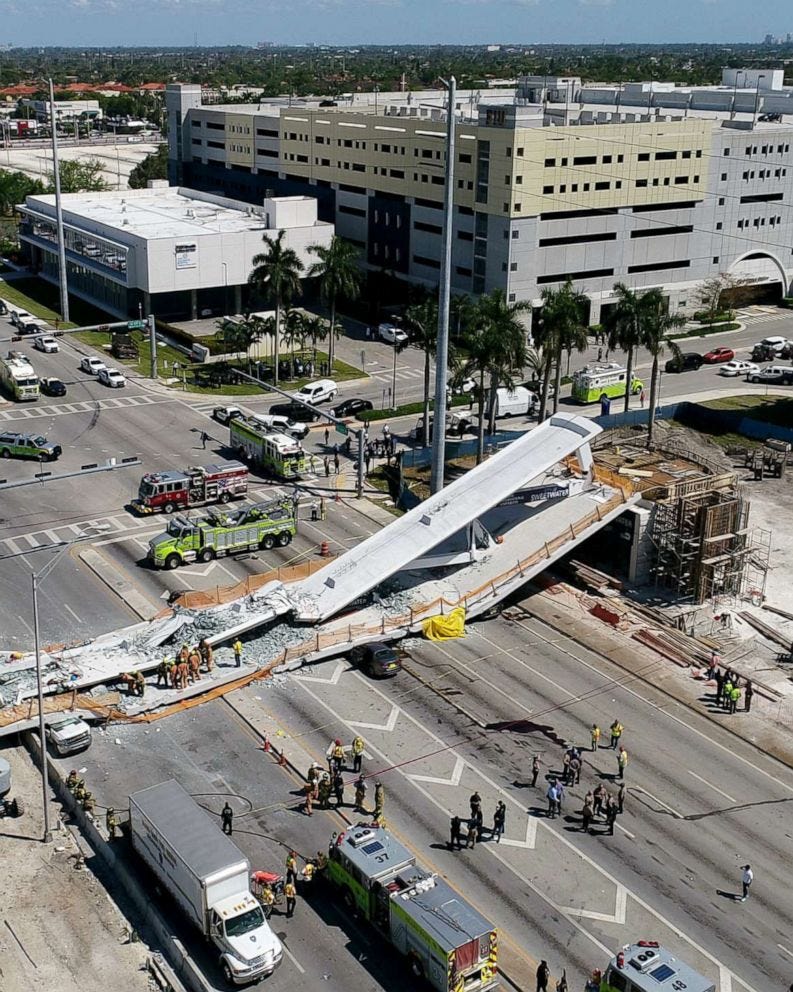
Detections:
148,498,297,569
590,941,715,992
132,461,248,514
327,823,498,991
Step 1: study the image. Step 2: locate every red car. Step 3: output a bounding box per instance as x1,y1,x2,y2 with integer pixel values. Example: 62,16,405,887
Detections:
703,347,735,364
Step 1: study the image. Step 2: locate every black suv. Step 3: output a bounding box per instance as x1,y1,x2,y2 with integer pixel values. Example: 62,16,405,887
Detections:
665,352,703,373
269,401,320,423
332,397,373,418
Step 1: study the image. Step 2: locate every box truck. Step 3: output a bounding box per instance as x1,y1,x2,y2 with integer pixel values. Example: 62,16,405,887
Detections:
490,386,535,418
129,780,282,985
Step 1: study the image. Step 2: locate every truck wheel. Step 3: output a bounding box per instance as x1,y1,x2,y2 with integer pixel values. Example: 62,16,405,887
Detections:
408,955,425,980
222,961,234,984
11,797,24,817
164,554,181,570
599,393,608,403
219,492,231,503
198,548,215,563
0,449,10,459
163,502,175,514
342,888,356,914
277,532,292,547
260,534,275,550
750,375,759,383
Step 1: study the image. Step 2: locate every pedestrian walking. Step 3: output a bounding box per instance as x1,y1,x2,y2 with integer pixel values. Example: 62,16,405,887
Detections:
311,501,319,521
582,798,594,834
449,815,463,850
324,456,330,477
562,751,572,785
555,780,565,813
597,347,603,362
609,719,624,749
617,782,626,814
492,801,506,843
590,723,601,751
465,815,477,848
744,679,754,712
233,638,243,668
334,452,340,474
310,453,317,474
531,755,541,788
324,427,330,446
640,389,646,408
536,959,551,992
617,746,628,779
221,802,233,835
365,452,371,474
741,864,753,901
200,430,209,449
284,880,297,918
546,782,559,819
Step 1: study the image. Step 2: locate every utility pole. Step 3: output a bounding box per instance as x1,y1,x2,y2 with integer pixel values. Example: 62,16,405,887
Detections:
357,427,365,498
430,76,456,495
148,313,157,379
48,78,69,324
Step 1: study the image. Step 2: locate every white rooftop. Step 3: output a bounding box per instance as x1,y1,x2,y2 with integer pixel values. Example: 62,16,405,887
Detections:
24,187,323,241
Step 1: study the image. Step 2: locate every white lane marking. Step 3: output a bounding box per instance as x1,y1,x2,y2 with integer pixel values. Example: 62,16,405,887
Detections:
514,614,793,797
409,755,465,788
631,785,684,819
63,603,82,624
280,943,305,975
293,674,758,991
778,943,793,960
348,704,399,733
687,770,736,803
16,614,33,634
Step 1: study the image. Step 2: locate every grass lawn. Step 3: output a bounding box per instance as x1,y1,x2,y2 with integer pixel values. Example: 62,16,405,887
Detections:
0,276,112,329
700,395,793,427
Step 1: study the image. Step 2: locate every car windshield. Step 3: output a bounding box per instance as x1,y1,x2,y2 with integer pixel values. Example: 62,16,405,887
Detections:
225,905,265,938
372,648,396,662
32,436,47,447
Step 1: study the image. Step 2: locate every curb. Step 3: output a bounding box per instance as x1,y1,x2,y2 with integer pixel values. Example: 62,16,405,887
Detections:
79,546,160,621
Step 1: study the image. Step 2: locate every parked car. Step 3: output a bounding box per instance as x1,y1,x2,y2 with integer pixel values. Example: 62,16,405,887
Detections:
349,641,401,678
212,405,243,425
269,401,321,423
291,378,337,405
98,367,126,388
702,347,735,364
40,377,67,397
720,361,759,377
252,413,309,439
747,365,793,384
79,356,107,376
664,352,703,373
377,323,409,345
754,336,789,357
331,397,373,418
45,715,92,756
33,335,59,353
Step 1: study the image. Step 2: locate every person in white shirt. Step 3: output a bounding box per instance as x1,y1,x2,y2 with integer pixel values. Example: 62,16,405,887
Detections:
741,864,753,901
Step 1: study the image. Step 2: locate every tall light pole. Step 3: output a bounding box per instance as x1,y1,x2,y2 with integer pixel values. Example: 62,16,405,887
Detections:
752,73,768,129
48,78,70,324
730,70,745,120
430,76,456,495
30,525,110,842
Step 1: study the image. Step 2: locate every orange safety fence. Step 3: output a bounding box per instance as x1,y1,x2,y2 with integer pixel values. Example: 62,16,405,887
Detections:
0,689,122,729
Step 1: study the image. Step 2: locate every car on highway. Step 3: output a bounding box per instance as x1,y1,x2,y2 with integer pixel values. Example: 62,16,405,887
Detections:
98,367,126,388
349,641,401,678
664,352,703,373
377,323,409,345
331,397,373,418
747,365,793,384
702,346,735,364
720,360,759,377
79,356,107,376
40,377,67,397
252,413,309,439
33,335,60,353
212,405,243,425
268,401,321,423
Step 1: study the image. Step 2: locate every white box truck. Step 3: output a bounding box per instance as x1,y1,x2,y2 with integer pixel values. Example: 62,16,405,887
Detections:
129,780,282,985
491,386,535,418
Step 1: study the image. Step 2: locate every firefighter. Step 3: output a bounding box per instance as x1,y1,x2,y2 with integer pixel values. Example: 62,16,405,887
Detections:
81,790,95,814
188,647,202,682
351,735,365,773
177,644,190,666
331,739,345,773
66,770,79,791
119,672,135,695
590,723,601,751
199,638,213,673
307,763,321,800
175,658,189,690
301,860,315,887
303,782,314,817
73,779,86,802
233,639,243,667
373,781,385,823
318,772,331,809
132,671,145,697
156,658,169,688
315,850,328,875
106,807,117,840
259,885,275,919
609,719,624,749
354,775,367,812
169,658,179,688
285,850,298,884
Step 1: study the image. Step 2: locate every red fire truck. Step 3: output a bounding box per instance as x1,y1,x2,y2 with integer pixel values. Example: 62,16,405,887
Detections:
132,461,249,514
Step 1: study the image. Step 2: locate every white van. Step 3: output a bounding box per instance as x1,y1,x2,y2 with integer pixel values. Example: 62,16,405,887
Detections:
491,386,535,418
292,378,338,405
252,413,310,439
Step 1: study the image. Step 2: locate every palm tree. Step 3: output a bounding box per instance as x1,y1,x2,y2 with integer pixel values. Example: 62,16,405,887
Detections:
537,279,589,420
449,293,477,342
300,313,329,366
640,290,686,448
248,230,304,386
403,297,440,448
608,282,646,413
307,235,362,373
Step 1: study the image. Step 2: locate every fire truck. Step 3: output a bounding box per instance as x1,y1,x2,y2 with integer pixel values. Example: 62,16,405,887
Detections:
590,941,715,992
132,462,248,514
327,823,498,992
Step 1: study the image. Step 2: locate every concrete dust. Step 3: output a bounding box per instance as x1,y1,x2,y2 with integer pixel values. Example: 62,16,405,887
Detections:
0,745,151,992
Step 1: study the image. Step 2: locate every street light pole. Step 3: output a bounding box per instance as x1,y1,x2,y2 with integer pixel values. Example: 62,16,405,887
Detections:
391,338,398,410
429,75,456,494
48,78,70,324
31,570,51,843
752,74,768,129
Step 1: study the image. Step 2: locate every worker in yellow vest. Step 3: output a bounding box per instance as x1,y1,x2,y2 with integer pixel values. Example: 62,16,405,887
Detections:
351,735,365,773
609,720,624,749
233,639,243,667
590,724,601,751
617,746,629,780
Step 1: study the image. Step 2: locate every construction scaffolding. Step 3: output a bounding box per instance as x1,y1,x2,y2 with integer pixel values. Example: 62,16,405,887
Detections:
650,483,759,603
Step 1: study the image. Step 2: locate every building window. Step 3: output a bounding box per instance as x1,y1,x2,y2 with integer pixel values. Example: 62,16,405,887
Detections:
573,155,597,165
720,173,727,181
594,181,609,191
459,153,472,164
543,185,554,194
716,222,722,230
638,152,650,162
602,155,612,164
510,262,517,271
544,158,556,167
723,148,730,156
517,148,524,157
713,256,719,264
682,150,692,159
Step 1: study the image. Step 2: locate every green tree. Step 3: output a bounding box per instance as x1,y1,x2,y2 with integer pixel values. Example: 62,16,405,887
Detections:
307,235,362,371
640,290,686,448
607,282,646,413
403,296,440,449
49,158,111,194
536,279,589,420
0,169,45,216
128,145,168,189
248,230,304,387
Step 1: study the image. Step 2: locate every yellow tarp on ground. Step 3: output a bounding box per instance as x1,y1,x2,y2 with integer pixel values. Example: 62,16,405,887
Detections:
423,607,466,641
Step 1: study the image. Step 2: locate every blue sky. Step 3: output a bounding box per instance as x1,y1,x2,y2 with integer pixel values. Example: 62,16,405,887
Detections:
1,0,790,47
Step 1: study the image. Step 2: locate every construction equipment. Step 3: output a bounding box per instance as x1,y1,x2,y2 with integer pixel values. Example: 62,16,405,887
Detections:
327,823,498,991
147,498,297,569
132,461,248,514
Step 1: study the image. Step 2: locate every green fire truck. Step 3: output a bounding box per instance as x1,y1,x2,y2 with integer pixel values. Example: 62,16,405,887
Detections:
591,941,715,992
229,416,307,478
327,823,498,992
148,498,297,569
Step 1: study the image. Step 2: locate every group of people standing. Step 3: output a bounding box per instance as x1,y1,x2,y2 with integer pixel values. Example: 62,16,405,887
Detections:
448,793,507,850
301,737,384,823
711,664,753,714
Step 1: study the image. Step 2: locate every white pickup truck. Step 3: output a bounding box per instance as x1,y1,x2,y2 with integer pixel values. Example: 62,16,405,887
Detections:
45,715,92,756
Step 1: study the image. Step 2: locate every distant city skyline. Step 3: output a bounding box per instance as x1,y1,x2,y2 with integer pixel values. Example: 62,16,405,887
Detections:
2,0,793,50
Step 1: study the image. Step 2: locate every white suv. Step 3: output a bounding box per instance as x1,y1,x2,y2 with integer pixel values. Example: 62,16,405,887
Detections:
80,356,107,375
252,414,309,439
378,323,408,345
292,379,338,405
34,335,60,353
98,367,126,388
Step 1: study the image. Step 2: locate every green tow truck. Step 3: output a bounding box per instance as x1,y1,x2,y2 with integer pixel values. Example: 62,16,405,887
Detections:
148,499,297,569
